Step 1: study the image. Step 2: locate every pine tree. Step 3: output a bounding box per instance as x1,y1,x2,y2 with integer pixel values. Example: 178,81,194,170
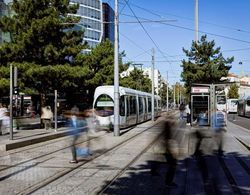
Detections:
181,35,233,94
0,0,85,65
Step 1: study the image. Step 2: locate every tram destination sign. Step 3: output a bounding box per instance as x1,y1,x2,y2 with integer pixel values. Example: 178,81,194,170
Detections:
191,86,209,93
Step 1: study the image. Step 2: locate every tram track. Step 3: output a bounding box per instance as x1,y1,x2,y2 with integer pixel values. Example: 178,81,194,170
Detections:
0,129,107,172
97,127,164,194
15,120,164,194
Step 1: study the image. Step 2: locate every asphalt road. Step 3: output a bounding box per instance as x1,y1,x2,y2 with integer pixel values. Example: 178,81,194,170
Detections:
227,113,250,130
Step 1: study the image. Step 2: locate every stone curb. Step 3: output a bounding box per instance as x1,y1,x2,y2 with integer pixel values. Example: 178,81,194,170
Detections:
0,127,86,152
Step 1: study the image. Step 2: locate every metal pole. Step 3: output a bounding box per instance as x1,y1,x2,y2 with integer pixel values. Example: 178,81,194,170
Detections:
54,90,57,132
14,67,18,116
114,0,120,136
210,84,215,127
9,64,13,140
173,84,175,108
151,48,155,121
195,0,199,42
166,71,169,112
179,84,181,104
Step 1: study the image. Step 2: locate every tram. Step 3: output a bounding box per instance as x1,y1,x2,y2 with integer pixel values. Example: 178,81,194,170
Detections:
237,96,250,117
93,85,161,130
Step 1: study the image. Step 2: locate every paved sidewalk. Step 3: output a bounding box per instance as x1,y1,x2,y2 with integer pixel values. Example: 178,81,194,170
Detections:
0,126,77,151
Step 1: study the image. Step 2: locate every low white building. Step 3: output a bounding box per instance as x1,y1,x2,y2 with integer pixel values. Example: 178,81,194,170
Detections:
224,74,250,98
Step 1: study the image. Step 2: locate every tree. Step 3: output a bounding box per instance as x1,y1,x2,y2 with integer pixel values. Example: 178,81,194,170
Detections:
0,0,85,65
181,35,233,95
120,68,151,93
158,82,168,106
227,83,239,99
0,0,88,96
76,40,129,97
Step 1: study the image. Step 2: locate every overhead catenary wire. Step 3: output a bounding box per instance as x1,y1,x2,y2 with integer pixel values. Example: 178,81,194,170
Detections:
121,13,250,44
123,0,176,75
124,1,250,35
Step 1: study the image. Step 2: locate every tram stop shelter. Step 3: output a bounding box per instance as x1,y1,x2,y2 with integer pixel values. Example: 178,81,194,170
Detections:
191,84,227,127
191,86,210,126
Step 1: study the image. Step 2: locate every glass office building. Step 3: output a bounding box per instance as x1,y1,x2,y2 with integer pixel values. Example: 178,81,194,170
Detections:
0,0,12,43
70,0,103,48
102,2,114,43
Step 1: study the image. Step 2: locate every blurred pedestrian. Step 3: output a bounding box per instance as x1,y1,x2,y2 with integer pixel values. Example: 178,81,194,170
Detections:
69,108,81,164
212,110,226,156
185,103,191,125
41,106,53,130
69,108,92,163
179,102,185,120
70,105,79,128
0,103,8,133
164,118,178,188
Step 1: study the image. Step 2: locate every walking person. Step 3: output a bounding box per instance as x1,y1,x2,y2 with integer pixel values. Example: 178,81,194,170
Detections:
41,105,53,130
69,105,80,163
0,103,8,134
164,118,178,188
185,103,191,126
179,102,185,120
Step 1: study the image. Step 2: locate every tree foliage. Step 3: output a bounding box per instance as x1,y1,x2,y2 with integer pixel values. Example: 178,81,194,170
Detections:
0,1,129,99
227,83,239,99
181,35,233,94
0,0,85,65
120,68,151,93
158,82,173,106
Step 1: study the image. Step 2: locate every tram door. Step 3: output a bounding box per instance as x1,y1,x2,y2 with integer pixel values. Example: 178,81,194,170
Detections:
191,95,210,126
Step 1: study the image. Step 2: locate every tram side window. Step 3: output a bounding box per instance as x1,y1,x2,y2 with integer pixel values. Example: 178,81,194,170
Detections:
120,95,125,116
154,100,157,111
247,100,250,106
139,97,143,115
158,100,161,111
130,96,137,115
126,96,130,116
148,98,152,112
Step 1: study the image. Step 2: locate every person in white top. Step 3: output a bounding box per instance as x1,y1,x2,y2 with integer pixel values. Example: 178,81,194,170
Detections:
41,106,53,130
185,104,191,125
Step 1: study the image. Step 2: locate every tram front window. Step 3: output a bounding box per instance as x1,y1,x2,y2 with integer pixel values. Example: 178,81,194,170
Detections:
94,94,114,117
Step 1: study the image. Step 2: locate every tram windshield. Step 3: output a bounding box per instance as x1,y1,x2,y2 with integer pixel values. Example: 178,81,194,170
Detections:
94,94,114,117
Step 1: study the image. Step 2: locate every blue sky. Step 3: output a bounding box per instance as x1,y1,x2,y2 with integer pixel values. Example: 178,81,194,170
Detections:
104,0,250,85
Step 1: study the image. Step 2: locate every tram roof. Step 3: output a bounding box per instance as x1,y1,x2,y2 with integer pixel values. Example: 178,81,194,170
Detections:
94,85,160,99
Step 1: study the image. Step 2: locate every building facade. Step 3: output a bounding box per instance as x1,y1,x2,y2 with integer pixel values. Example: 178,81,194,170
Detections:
70,0,103,48
224,74,250,98
102,2,114,43
0,0,11,44
120,66,165,95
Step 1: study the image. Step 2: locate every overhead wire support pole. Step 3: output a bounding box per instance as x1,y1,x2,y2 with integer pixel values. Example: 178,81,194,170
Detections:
195,0,199,42
151,48,155,121
166,71,169,112
173,83,175,108
9,64,13,140
114,0,120,136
